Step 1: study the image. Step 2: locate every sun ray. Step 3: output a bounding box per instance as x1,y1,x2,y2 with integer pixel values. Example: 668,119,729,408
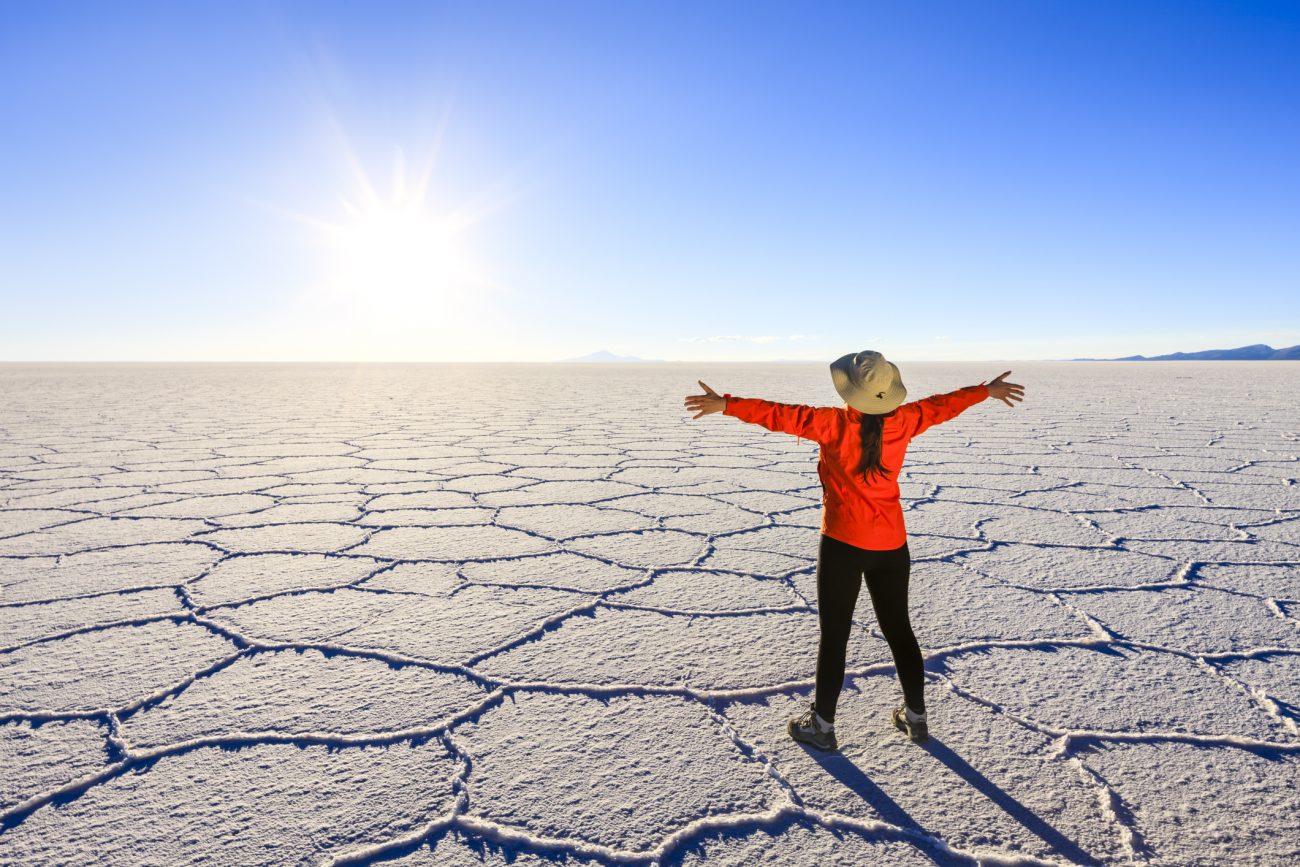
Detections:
237,72,523,338
410,99,455,211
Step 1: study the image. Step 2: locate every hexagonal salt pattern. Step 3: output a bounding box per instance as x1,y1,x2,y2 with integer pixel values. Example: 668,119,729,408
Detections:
1,719,108,811
117,649,490,751
0,542,220,603
1,361,1297,865
723,676,1124,865
0,742,461,865
0,587,185,648
1083,743,1300,867
453,691,783,853
381,824,942,866
939,645,1290,741
670,822,945,866
0,621,240,714
477,607,856,691
607,567,801,612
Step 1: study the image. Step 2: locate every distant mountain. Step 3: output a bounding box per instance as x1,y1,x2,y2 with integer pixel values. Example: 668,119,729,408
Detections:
1078,344,1300,361
558,349,662,363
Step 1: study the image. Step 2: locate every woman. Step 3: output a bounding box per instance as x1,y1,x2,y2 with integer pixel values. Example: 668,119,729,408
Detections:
683,351,1024,751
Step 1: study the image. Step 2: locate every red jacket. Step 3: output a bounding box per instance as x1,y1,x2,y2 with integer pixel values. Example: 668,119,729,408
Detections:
722,385,989,550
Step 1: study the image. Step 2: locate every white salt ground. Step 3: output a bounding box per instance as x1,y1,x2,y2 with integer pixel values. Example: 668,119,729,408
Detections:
0,361,1297,865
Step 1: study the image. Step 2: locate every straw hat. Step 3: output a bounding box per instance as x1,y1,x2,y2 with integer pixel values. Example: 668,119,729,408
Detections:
830,350,907,414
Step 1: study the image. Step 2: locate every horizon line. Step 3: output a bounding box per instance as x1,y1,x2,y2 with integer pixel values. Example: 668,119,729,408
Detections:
3,358,1296,365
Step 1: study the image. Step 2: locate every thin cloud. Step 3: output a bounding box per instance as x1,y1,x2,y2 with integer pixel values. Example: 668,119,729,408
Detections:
678,334,815,344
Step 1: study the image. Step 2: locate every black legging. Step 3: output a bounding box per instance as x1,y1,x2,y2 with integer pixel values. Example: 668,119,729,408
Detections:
813,533,924,723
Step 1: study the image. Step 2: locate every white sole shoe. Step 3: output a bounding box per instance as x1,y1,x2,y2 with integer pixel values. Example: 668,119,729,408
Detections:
788,703,838,752
892,706,928,743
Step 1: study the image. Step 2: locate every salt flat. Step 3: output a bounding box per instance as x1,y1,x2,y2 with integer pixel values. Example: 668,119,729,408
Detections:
1,361,1297,866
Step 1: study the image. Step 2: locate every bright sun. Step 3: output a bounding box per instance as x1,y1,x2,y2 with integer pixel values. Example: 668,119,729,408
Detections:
281,141,500,314
332,203,467,302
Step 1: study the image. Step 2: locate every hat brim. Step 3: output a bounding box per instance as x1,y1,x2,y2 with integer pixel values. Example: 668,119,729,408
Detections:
830,356,907,414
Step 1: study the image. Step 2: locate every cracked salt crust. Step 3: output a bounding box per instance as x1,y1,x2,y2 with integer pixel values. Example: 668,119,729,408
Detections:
206,585,583,666
1085,742,1300,867
0,516,208,556
348,524,555,560
565,529,707,568
212,501,364,526
356,506,498,526
187,553,382,607
118,492,279,518
724,678,1125,864
0,620,238,714
0,545,222,601
477,607,876,691
941,645,1290,741
1070,586,1300,653
457,551,643,592
959,544,1182,589
1221,655,1300,717
0,361,1297,865
0,719,108,811
118,648,488,749
196,521,370,554
701,545,812,575
608,568,800,612
0,741,462,866
0,508,89,537
1198,563,1300,598
1080,507,1247,541
0,587,185,648
455,691,782,852
909,561,1092,645
497,503,659,538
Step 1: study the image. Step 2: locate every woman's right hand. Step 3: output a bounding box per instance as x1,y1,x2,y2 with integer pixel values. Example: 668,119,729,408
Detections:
984,371,1026,407
684,381,727,419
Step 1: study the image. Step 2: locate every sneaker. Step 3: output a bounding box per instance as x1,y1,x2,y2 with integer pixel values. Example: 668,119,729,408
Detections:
788,703,838,752
892,705,928,743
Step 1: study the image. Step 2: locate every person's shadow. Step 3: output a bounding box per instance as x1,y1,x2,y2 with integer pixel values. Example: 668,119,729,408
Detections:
807,736,1102,866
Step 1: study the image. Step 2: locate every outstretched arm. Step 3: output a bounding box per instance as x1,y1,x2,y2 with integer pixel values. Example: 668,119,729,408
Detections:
905,371,1026,437
684,380,831,442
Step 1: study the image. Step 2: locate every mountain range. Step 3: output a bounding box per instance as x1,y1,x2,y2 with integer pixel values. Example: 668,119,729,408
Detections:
557,349,662,363
1079,344,1300,361
561,345,1300,363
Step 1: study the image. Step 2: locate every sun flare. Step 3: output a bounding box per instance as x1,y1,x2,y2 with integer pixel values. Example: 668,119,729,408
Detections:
329,202,470,302
274,130,506,320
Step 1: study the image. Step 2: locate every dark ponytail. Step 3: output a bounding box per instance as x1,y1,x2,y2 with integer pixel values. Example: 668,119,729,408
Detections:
857,412,893,481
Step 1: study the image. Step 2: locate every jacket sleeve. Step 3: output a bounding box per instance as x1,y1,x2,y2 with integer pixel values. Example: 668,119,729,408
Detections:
900,385,989,438
722,395,834,443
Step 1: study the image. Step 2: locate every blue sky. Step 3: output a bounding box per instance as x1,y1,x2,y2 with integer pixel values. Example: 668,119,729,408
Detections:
2,0,1298,361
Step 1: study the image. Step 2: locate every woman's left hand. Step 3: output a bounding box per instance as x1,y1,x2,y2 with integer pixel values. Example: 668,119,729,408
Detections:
984,371,1025,407
684,381,727,419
